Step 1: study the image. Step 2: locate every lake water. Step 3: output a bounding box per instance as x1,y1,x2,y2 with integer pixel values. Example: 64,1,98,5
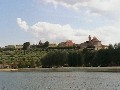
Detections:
0,71,120,90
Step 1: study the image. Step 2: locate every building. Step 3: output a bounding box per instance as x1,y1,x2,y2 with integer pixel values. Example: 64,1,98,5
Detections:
65,40,75,47
58,40,75,47
48,43,57,47
80,35,108,50
15,45,23,50
5,45,15,49
58,42,66,47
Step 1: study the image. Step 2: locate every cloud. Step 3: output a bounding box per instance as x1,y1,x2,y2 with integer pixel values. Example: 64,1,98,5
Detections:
17,18,29,31
43,0,120,16
30,22,86,43
17,18,120,45
44,0,87,11
16,1,120,45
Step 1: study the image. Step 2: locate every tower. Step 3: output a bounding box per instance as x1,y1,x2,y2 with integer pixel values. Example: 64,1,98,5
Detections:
88,35,91,42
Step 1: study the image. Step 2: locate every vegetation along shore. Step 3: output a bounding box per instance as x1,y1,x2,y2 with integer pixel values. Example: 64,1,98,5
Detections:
0,36,120,70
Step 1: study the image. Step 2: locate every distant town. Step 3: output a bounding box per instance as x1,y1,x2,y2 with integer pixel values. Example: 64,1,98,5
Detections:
2,35,108,51
2,35,120,69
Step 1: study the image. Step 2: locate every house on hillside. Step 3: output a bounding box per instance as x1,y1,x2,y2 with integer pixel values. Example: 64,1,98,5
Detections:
48,43,57,47
5,45,15,49
58,40,75,47
80,35,108,50
15,45,23,50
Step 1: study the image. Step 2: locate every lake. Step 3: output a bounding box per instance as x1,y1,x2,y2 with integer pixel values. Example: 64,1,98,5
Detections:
0,71,120,90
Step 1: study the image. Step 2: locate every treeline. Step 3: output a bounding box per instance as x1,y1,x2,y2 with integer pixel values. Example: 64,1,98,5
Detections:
1,43,120,68
41,43,120,67
41,50,93,67
92,44,120,67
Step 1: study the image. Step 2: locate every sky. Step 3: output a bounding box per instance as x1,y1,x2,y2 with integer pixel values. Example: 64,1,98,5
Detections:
1,0,120,47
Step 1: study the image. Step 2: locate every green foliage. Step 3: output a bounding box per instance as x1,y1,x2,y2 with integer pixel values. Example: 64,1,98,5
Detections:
49,46,75,49
41,50,68,67
23,42,30,50
1,42,120,68
0,61,2,64
92,49,110,66
23,42,30,55
68,51,83,67
108,44,114,50
84,51,95,67
0,48,46,68
43,41,49,48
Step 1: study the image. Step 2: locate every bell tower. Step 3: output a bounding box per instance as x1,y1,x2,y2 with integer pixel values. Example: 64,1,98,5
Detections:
88,35,91,42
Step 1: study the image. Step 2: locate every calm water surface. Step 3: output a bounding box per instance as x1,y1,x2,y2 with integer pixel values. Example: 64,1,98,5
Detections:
0,71,120,90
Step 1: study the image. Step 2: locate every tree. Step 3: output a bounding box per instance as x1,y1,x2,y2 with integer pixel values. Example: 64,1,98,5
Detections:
68,51,83,67
43,41,49,48
92,49,112,67
41,51,68,67
23,42,30,50
30,59,36,68
117,43,120,48
114,43,118,49
108,44,114,50
114,43,120,49
18,60,26,68
84,51,95,67
23,42,30,55
38,40,43,48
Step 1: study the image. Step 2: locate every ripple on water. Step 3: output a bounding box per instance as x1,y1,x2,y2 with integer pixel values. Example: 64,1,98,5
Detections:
0,72,120,90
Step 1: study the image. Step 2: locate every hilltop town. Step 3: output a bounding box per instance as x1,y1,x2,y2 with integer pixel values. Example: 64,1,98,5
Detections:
3,35,120,69
2,35,108,51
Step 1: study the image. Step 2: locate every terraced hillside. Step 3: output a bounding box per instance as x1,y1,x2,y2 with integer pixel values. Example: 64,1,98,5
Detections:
0,49,47,68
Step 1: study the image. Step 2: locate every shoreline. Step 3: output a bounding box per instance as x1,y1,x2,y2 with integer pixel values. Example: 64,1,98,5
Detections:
1,67,120,72
0,69,18,72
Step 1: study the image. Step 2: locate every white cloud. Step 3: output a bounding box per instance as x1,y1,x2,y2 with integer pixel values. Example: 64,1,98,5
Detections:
44,0,86,11
16,0,120,45
17,18,29,31
43,0,120,16
17,18,120,45
30,22,83,43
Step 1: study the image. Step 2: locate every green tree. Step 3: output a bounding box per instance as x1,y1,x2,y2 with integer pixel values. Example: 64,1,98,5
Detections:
108,44,114,50
92,49,112,67
23,42,30,55
117,43,120,48
41,51,68,67
68,51,83,67
43,41,49,48
30,59,36,68
114,43,118,49
84,51,95,67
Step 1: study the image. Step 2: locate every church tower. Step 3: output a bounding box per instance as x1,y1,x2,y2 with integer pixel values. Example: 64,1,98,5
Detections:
88,35,91,42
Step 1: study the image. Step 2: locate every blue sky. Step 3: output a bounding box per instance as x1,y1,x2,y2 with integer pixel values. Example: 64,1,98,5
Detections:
0,0,120,47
